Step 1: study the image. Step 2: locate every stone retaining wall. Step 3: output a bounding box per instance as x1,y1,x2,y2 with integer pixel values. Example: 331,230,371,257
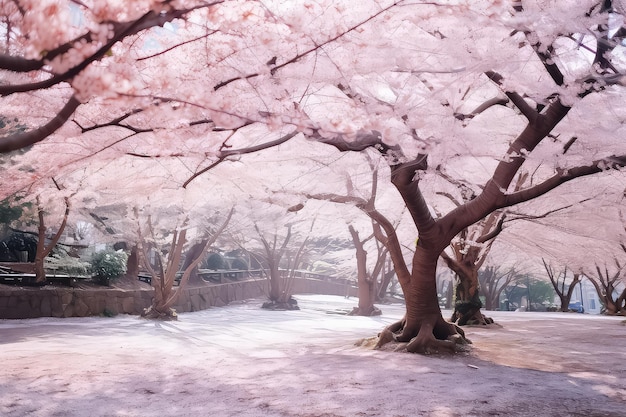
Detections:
0,278,356,319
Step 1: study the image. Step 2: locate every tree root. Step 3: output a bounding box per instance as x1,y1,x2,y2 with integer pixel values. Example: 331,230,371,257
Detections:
348,306,382,316
141,305,178,320
374,315,471,354
451,306,494,326
261,298,300,310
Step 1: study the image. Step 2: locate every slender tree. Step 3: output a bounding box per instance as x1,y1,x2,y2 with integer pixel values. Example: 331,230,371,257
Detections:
307,161,406,315
347,224,382,316
33,195,71,282
138,208,233,319
542,260,582,312
479,265,519,311
584,260,626,315
252,222,309,310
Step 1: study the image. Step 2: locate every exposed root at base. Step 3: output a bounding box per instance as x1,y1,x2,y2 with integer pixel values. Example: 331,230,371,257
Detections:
141,306,178,320
370,316,472,355
451,306,495,326
347,306,382,316
356,332,471,354
261,297,300,310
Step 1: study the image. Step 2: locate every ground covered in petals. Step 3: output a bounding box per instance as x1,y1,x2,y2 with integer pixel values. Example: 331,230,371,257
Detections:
1,295,624,417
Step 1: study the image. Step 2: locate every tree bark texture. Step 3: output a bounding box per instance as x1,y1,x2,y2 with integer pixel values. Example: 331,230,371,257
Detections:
347,225,381,316
34,197,70,283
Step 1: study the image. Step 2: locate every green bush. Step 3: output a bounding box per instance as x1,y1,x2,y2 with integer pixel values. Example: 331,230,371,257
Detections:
91,249,128,281
45,253,90,276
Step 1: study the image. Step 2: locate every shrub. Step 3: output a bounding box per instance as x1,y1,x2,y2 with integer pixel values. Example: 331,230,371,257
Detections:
91,249,128,283
45,253,90,276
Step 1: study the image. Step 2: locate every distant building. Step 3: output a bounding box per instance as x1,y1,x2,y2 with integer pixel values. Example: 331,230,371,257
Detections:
566,277,603,315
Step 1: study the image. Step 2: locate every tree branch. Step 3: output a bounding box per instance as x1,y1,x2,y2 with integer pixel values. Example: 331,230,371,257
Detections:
485,71,538,121
0,5,216,96
476,213,505,244
503,155,626,207
213,1,406,91
454,96,510,121
0,95,81,153
41,197,71,259
389,156,437,238
182,129,299,188
165,207,234,307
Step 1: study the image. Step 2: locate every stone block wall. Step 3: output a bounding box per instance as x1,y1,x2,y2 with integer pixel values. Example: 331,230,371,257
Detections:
0,277,357,319
0,285,154,319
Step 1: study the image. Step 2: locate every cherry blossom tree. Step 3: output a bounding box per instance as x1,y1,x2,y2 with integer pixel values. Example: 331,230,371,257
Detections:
305,155,412,315
542,259,582,312
137,207,233,319
583,257,626,315
347,224,383,316
479,265,520,311
253,221,309,310
1,1,626,352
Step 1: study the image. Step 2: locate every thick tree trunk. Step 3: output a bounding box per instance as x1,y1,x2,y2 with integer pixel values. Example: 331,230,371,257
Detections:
376,246,469,353
602,284,625,315
616,288,626,315
450,267,494,326
586,270,626,316
441,251,493,325
332,90,574,353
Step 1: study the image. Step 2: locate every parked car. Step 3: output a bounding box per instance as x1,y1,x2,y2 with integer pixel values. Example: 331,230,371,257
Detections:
568,301,584,313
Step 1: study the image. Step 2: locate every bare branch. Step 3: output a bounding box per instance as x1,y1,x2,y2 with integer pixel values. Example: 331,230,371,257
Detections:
182,129,299,188
435,192,462,207
138,32,217,61
307,192,367,207
165,207,234,307
476,213,505,244
74,107,147,133
214,1,406,91
503,156,626,208
485,71,538,121
562,136,577,154
0,54,45,72
454,96,509,121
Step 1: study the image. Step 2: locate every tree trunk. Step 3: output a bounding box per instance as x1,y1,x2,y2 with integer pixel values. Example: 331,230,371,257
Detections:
268,262,282,302
34,197,70,283
34,215,47,283
450,267,493,326
544,261,581,312
442,255,494,325
616,288,626,315
585,268,625,316
380,246,466,353
113,242,140,285
348,225,381,316
180,241,207,284
480,267,498,311
376,265,395,301
125,245,140,282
